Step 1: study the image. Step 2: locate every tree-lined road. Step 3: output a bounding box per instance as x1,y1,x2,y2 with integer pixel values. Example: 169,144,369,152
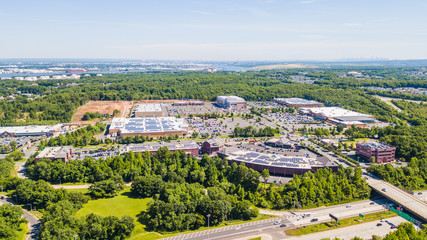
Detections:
0,195,40,240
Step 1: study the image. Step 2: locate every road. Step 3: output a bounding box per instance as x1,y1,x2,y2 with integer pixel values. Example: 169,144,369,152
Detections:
365,173,427,223
161,199,388,240
15,161,28,179
288,216,412,240
0,195,40,240
51,182,132,189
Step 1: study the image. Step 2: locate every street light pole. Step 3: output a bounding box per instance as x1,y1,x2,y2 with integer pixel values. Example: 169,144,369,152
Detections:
27,203,32,211
207,214,211,240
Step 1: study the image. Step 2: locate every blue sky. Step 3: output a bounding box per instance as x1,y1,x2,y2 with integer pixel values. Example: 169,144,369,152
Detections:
1,0,427,60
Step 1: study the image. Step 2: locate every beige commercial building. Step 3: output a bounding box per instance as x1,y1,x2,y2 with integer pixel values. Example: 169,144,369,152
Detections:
134,103,164,117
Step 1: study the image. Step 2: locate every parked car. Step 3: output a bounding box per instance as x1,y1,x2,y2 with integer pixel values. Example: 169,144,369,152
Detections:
370,202,375,205
280,224,287,227
310,218,318,222
274,221,281,225
346,204,352,208
418,192,423,195
382,188,387,192
377,223,382,226
391,225,397,229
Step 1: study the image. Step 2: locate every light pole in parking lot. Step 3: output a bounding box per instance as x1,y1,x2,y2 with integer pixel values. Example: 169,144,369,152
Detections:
207,214,211,239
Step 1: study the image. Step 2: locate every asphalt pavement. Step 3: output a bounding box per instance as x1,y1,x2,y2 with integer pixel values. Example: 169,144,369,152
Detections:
0,195,40,240
162,199,389,240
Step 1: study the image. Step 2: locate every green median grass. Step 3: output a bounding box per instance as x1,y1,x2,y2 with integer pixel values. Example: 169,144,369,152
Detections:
286,211,397,236
16,222,28,240
75,187,276,240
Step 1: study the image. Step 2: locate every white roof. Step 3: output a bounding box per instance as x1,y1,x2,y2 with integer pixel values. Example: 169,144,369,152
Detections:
304,107,372,118
134,103,163,113
0,124,62,135
110,117,188,134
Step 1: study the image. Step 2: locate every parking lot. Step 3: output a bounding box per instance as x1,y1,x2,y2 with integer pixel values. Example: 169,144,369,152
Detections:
166,102,250,117
0,136,43,153
188,116,278,137
73,146,120,160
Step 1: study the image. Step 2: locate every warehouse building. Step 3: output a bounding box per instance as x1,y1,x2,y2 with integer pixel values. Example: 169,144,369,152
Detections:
121,140,199,156
35,146,73,163
216,96,247,110
218,149,338,176
274,98,324,108
109,117,189,138
0,124,62,137
300,107,377,127
356,142,396,163
133,103,164,117
173,101,205,106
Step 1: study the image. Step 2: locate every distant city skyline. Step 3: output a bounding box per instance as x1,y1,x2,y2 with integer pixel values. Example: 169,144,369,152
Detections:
1,0,427,60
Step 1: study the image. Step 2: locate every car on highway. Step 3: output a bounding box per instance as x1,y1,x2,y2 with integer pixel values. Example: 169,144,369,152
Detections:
346,204,351,208
310,218,318,222
370,202,375,205
280,224,287,227
382,188,387,192
377,223,382,226
418,192,423,195
274,221,281,225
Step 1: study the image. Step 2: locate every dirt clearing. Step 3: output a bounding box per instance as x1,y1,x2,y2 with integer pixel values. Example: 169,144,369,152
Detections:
72,101,132,123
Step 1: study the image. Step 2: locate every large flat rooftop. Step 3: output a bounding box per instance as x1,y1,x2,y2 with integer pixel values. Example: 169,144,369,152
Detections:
357,142,395,150
217,95,246,104
134,103,163,113
121,140,199,153
274,98,323,107
0,124,62,136
303,107,373,119
222,149,333,169
110,117,188,135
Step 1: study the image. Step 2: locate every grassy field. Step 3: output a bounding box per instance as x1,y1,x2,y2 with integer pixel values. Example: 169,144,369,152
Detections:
75,187,154,240
74,187,276,240
343,138,371,146
286,211,397,236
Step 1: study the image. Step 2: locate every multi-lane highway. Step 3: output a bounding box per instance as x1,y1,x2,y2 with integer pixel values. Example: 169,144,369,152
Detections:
161,199,388,240
365,173,427,222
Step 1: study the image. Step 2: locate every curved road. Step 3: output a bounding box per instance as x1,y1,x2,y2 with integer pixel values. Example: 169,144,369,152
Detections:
0,195,40,240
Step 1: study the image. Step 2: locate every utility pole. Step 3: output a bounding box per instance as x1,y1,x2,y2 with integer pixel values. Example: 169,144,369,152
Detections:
207,214,211,240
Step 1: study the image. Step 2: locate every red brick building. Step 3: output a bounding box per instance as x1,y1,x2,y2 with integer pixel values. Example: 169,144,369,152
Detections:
356,142,396,163
202,137,224,155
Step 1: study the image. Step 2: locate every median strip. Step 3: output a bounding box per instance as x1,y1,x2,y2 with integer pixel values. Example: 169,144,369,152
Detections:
286,211,397,236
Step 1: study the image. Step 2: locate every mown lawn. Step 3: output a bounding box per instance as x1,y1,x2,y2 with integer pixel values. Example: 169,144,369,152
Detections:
16,222,28,240
75,187,276,240
75,187,154,240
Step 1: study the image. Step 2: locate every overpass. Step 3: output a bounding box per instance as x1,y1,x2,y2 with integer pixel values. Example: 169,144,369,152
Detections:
366,174,427,223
